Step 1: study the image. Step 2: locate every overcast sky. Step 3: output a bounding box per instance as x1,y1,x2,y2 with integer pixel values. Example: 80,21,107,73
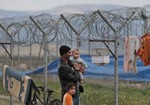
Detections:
0,0,149,11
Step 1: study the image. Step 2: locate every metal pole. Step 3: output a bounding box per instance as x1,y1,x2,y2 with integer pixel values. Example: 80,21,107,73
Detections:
79,14,97,34
10,42,13,105
60,14,80,48
30,33,33,70
56,28,59,56
0,22,14,105
117,12,136,32
96,10,116,33
60,14,78,35
17,32,20,70
43,36,48,105
88,27,91,55
114,34,118,105
30,16,48,104
96,10,118,105
30,16,44,67
144,19,148,34
95,10,136,105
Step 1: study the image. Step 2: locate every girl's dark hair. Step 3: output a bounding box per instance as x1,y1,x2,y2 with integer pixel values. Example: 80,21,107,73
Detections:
65,82,75,92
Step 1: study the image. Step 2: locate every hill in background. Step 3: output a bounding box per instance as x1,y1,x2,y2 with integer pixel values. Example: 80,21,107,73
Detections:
0,4,126,18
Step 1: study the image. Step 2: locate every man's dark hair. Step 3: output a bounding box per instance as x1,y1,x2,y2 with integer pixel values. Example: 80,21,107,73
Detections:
59,45,71,56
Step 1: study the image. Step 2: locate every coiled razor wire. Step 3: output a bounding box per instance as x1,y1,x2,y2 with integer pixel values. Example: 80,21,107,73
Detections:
0,6,150,56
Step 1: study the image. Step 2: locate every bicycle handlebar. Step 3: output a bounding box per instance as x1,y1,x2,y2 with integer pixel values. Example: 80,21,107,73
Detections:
37,86,54,93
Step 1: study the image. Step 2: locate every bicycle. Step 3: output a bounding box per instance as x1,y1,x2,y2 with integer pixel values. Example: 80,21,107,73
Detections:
31,86,61,105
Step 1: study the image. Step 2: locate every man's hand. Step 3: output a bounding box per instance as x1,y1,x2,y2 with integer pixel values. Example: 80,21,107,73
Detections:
73,63,82,71
80,66,85,73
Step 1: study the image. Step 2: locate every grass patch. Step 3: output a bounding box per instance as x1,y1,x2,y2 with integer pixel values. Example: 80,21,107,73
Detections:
0,78,9,96
0,75,150,105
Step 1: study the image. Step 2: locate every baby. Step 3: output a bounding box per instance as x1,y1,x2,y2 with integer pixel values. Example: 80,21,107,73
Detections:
70,48,88,83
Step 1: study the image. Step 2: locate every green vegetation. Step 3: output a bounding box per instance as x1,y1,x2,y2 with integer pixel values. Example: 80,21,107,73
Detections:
0,76,150,105
0,80,9,95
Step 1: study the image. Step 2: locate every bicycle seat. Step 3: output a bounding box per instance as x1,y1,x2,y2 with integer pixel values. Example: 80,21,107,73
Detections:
37,86,45,91
47,88,54,93
37,86,54,93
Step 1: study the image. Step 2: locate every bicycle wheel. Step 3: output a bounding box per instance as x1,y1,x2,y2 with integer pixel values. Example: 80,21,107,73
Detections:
48,99,61,105
31,98,40,105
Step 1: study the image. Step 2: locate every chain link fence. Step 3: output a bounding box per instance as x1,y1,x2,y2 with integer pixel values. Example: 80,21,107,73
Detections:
0,6,150,105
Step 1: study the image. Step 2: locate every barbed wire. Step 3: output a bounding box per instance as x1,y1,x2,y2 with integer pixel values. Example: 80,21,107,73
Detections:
0,6,150,56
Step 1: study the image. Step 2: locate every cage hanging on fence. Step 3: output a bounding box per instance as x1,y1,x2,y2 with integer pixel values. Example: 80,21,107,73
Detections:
91,48,110,66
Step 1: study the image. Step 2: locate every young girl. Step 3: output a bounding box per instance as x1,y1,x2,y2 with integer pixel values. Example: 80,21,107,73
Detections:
63,82,76,105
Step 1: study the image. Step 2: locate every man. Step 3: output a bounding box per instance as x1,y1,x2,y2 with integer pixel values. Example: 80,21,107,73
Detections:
57,45,81,105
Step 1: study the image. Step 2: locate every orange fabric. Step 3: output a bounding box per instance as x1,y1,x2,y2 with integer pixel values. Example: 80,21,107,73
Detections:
138,33,150,66
63,93,73,105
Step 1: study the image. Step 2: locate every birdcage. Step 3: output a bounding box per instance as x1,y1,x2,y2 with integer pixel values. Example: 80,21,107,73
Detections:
91,48,110,66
